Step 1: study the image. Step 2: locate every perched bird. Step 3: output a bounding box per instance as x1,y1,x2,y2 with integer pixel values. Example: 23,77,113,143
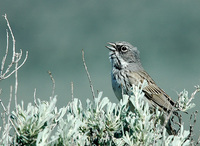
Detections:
106,41,177,134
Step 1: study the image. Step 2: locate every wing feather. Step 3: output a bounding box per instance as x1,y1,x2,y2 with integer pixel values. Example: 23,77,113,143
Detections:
127,70,175,111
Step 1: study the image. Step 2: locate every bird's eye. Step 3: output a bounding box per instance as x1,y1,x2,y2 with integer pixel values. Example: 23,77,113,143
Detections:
120,46,128,52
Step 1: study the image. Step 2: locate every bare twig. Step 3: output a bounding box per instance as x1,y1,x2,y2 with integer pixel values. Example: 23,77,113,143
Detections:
33,88,38,107
6,86,13,138
196,135,200,146
0,14,28,81
162,109,178,135
0,13,28,143
0,97,7,129
184,111,198,144
175,113,182,132
186,85,200,106
9,116,20,136
0,98,7,114
163,110,173,128
163,100,182,135
82,49,95,99
163,100,180,127
71,82,74,101
14,56,18,114
2,51,28,80
48,71,55,97
8,86,13,115
3,14,15,62
8,86,20,136
0,86,13,145
0,29,9,75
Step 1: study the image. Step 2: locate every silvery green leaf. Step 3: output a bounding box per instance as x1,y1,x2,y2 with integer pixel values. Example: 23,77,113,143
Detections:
99,97,109,111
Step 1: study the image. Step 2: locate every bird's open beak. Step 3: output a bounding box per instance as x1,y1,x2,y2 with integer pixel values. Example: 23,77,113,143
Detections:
106,42,116,51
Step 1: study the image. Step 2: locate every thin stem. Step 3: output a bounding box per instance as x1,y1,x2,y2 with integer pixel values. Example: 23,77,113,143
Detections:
48,71,55,97
71,82,74,101
82,49,95,99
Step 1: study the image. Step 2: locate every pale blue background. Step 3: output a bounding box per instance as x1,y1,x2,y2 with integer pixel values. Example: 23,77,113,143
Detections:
0,0,200,141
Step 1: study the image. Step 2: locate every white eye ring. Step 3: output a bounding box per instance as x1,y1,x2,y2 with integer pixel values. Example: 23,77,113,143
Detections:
121,46,128,52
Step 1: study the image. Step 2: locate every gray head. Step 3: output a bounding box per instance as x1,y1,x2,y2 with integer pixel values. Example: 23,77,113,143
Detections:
106,41,142,70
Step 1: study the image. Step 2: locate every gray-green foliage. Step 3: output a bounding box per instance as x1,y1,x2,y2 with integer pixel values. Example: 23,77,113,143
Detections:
11,97,66,145
1,81,198,145
1,14,199,146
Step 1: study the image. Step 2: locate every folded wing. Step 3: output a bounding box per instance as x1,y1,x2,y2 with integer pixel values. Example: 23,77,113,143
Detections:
127,70,175,112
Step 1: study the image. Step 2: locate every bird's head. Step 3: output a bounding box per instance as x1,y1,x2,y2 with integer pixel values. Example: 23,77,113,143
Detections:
106,41,141,70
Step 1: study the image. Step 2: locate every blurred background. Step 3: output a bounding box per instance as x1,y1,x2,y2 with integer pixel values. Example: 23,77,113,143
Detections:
0,0,200,140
